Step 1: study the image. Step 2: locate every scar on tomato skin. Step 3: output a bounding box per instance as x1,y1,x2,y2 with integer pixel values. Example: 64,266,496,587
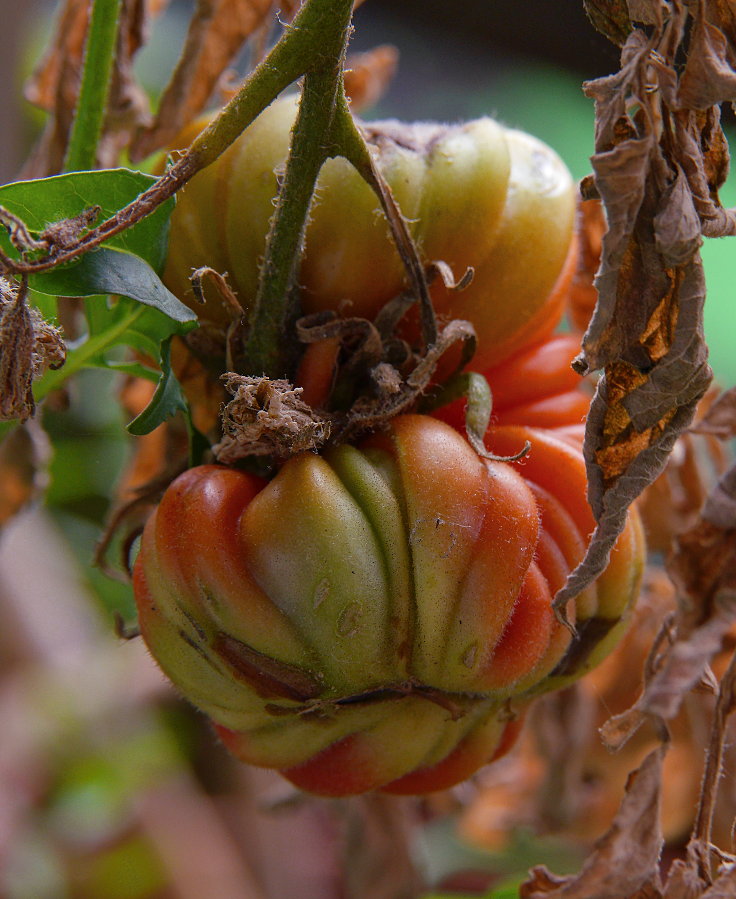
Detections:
312,578,330,609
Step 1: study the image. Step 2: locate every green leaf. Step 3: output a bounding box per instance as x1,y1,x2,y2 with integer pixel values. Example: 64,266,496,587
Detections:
31,247,196,323
0,168,173,271
126,337,188,435
34,296,195,403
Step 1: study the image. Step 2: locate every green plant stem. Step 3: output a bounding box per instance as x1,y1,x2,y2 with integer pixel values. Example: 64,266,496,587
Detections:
63,0,123,173
244,71,348,376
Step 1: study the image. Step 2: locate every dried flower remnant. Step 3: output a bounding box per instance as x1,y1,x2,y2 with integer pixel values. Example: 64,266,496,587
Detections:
0,278,65,422
556,0,736,615
213,374,331,462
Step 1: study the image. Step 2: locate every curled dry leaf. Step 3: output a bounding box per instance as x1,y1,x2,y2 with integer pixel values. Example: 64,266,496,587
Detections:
130,0,275,161
520,745,666,899
554,0,736,613
637,387,731,554
0,278,65,423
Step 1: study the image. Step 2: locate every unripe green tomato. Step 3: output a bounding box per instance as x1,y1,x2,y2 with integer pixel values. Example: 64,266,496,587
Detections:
163,96,576,371
133,416,644,796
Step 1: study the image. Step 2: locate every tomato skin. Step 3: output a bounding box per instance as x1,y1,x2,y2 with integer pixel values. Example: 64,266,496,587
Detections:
133,415,644,796
434,333,592,433
163,97,575,372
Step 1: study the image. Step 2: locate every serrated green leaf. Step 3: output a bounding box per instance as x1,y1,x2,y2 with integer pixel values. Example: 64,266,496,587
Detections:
126,337,187,435
0,169,173,271
31,248,195,323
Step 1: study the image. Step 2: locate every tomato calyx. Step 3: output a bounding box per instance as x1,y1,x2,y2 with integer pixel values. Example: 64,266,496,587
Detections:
205,270,486,463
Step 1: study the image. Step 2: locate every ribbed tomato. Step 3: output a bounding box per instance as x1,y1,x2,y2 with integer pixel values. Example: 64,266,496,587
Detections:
133,415,644,796
162,96,576,372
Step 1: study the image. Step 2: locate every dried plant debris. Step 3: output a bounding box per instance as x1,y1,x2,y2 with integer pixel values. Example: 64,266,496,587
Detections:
130,0,275,161
0,421,52,528
0,278,65,422
344,45,399,113
520,746,665,899
23,0,155,176
213,374,331,461
555,0,736,613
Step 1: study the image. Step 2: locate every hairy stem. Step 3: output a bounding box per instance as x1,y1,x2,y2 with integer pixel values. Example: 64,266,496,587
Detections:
244,70,349,375
63,0,123,173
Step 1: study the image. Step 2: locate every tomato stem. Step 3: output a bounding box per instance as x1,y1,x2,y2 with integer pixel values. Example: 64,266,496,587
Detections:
63,0,123,173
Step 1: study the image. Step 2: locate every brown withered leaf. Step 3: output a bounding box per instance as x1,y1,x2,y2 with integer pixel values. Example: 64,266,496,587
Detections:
669,462,736,626
600,597,735,750
678,3,736,110
699,866,736,898
130,0,275,161
554,2,736,612
22,0,89,176
583,0,633,46
520,746,666,899
96,0,155,168
568,197,607,333
602,456,736,750
344,45,399,113
22,0,155,176
691,388,736,440
0,423,51,528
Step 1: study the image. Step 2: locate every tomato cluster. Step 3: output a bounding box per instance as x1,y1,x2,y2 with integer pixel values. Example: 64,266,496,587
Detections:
133,100,645,796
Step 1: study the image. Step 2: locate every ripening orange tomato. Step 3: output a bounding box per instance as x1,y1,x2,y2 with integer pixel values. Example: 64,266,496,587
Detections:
163,96,576,373
133,415,644,796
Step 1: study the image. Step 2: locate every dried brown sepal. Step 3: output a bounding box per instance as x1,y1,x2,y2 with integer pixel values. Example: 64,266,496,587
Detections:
333,318,477,444
213,374,331,462
554,1,736,612
520,745,666,899
0,278,65,423
130,0,275,162
344,45,399,113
